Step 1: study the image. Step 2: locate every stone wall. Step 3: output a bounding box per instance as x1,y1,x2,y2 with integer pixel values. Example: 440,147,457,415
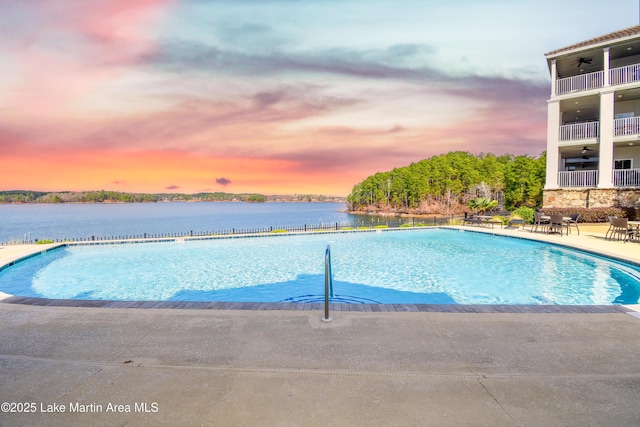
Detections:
543,188,640,209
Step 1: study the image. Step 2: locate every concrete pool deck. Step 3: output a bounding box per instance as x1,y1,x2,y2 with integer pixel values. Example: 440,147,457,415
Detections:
1,225,640,425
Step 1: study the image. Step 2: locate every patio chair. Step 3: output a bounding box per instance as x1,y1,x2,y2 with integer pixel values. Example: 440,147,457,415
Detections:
567,213,580,235
605,216,616,240
531,212,549,233
547,214,565,236
610,217,635,243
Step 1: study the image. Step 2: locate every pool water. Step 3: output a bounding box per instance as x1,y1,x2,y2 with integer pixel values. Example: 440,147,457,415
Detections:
1,229,639,305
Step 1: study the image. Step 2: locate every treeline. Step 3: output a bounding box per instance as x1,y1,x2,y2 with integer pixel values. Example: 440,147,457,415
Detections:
0,190,268,204
0,190,346,204
347,151,546,214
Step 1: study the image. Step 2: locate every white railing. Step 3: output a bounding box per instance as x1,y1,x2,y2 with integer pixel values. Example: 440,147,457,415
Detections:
610,64,640,86
556,71,604,95
613,169,640,187
559,121,599,141
613,116,640,136
558,170,598,187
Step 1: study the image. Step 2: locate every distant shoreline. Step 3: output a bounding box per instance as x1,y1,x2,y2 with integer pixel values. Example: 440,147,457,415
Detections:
0,190,346,205
0,199,348,205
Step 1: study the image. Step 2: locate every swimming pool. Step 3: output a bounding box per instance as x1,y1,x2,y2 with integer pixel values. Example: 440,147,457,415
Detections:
1,229,639,305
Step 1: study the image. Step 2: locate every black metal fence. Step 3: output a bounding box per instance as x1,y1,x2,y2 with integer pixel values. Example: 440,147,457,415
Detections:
3,215,464,245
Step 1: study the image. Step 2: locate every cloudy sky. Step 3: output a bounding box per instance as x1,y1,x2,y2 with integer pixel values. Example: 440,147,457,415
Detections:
1,0,638,196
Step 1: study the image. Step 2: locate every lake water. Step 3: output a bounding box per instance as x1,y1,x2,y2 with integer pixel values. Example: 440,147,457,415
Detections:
0,202,359,243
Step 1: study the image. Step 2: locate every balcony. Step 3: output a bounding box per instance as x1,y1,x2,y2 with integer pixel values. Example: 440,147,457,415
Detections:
559,122,599,141
613,169,640,187
610,63,640,86
556,71,604,95
557,169,640,188
555,63,640,96
558,170,598,187
614,116,640,136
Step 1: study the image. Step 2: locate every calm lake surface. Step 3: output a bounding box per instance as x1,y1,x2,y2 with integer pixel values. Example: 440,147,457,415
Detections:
0,202,361,243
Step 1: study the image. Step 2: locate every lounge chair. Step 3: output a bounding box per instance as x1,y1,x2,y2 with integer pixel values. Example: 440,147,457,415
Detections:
507,218,525,229
463,215,480,226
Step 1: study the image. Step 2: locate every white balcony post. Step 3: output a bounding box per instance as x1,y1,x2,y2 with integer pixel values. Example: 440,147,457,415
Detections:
604,47,610,87
598,90,615,188
550,59,557,97
546,99,560,189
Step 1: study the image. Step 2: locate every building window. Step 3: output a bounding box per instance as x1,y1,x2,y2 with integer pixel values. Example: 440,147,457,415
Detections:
614,159,632,169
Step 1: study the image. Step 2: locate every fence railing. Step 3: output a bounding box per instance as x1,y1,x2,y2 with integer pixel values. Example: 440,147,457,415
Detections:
553,63,640,95
610,63,640,86
559,121,599,141
613,116,640,136
2,216,464,245
613,168,640,187
556,71,604,95
558,170,599,187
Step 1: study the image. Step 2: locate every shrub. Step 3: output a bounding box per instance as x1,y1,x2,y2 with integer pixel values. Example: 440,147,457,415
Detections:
35,239,54,244
511,206,535,224
539,207,626,223
490,215,508,226
467,197,499,214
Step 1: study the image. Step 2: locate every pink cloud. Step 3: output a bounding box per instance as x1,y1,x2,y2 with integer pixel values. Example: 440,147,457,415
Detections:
1,0,174,116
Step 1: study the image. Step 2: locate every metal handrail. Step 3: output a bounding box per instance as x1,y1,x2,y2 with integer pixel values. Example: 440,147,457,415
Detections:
322,244,334,322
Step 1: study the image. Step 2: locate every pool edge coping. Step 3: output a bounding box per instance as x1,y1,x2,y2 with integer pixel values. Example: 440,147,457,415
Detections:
0,294,636,314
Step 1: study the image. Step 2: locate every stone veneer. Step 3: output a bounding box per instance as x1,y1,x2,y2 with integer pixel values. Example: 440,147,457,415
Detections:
543,188,640,209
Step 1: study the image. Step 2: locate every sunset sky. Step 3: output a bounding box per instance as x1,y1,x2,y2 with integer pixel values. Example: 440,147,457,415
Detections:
1,0,639,196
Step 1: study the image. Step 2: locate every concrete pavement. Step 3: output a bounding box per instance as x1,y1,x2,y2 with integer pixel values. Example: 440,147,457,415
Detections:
1,305,640,426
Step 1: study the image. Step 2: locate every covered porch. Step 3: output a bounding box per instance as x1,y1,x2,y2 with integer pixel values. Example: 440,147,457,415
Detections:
557,143,640,188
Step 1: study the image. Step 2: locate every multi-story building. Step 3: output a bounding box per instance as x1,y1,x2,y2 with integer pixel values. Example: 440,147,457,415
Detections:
544,25,640,210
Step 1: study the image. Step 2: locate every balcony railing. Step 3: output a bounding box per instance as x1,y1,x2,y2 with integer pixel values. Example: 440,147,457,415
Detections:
556,71,604,95
558,170,598,187
613,169,640,187
559,122,599,141
614,116,640,136
610,63,640,86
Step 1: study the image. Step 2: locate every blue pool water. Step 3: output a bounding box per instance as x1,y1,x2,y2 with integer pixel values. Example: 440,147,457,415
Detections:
1,229,640,305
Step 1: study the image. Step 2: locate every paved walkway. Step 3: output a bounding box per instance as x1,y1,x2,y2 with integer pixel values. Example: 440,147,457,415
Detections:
1,225,640,426
1,305,640,426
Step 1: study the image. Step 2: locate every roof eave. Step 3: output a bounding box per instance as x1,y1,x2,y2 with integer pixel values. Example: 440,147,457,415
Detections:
544,25,640,60
545,33,640,60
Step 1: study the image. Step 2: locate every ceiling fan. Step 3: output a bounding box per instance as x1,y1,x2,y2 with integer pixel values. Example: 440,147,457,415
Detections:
577,57,592,67
581,146,593,154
